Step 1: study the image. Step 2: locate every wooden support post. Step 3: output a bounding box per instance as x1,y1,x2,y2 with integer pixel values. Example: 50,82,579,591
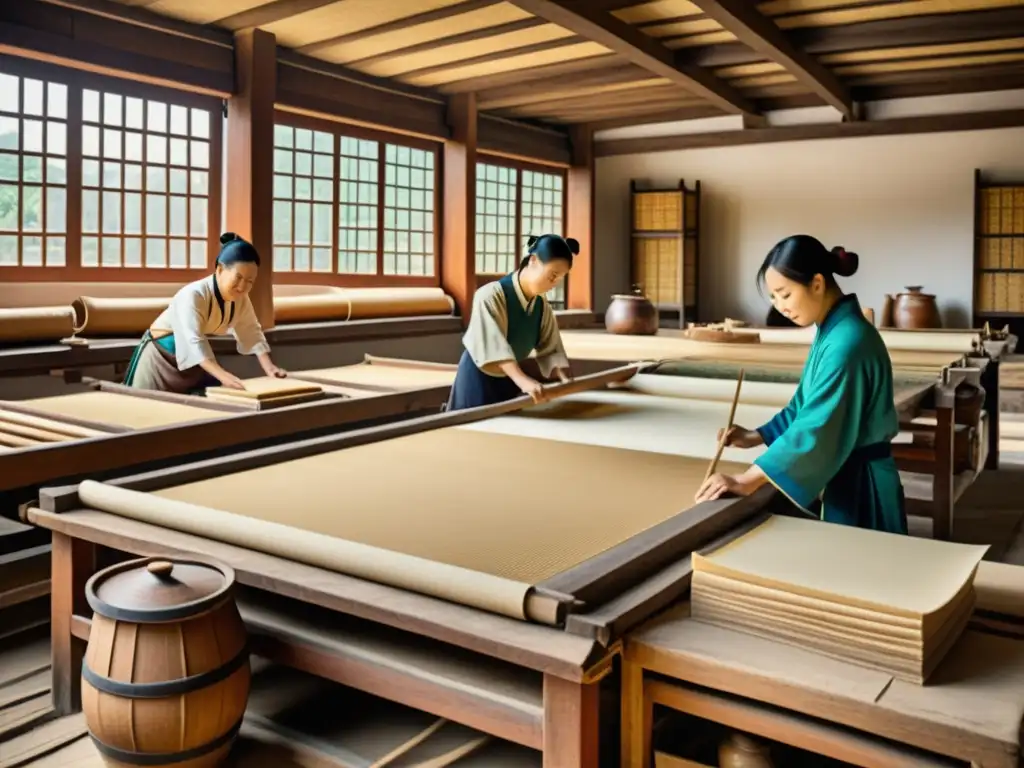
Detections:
441,93,478,324
932,392,955,541
566,125,594,311
621,659,653,768
51,533,96,715
225,28,276,330
542,674,600,767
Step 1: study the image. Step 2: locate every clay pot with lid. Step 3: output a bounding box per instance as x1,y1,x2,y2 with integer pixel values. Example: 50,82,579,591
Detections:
893,286,942,329
719,733,775,768
83,557,250,768
605,286,659,335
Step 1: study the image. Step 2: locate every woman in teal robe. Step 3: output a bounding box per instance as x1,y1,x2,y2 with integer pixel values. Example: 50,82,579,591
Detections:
694,235,908,535
445,234,576,411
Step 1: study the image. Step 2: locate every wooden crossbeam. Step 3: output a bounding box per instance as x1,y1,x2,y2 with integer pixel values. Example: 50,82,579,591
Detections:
686,0,855,118
504,0,759,116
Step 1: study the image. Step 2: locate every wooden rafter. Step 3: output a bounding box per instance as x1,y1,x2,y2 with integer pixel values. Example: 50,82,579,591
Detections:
595,109,1024,156
212,0,340,31
296,0,502,56
685,0,855,117
504,0,759,116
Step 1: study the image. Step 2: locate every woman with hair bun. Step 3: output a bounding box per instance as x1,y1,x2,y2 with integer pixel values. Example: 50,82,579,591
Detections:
446,233,576,411
695,234,907,535
123,232,287,394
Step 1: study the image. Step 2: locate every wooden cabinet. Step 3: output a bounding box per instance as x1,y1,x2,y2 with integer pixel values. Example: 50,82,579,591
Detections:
629,179,701,328
973,169,1024,339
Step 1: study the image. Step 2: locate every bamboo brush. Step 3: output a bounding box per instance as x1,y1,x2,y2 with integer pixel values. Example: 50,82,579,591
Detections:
704,369,745,482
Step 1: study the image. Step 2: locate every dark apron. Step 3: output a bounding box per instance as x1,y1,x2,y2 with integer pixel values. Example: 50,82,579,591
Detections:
822,441,908,535
445,274,543,412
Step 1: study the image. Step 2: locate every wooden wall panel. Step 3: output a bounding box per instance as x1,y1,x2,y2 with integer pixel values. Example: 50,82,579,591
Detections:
478,114,572,167
0,1,233,96
566,126,593,311
275,57,450,141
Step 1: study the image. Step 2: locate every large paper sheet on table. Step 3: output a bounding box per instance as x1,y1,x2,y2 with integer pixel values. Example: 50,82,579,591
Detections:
694,515,988,617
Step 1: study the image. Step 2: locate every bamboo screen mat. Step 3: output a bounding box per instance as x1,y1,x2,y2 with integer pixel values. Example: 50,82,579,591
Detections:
21,391,223,429
153,428,744,584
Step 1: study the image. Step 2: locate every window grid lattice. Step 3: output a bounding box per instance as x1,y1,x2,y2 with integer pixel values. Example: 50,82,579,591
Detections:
0,71,68,268
475,163,517,275
384,143,434,277
521,169,565,306
81,87,211,270
338,136,379,275
272,124,335,273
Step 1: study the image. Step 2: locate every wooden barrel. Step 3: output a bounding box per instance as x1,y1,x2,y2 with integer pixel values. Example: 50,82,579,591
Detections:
82,557,250,768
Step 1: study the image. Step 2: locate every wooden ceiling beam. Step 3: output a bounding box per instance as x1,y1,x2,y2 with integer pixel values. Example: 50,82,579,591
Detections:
504,0,759,116
346,18,547,69
684,7,1024,69
297,0,502,56
595,109,1024,156
437,53,621,93
212,0,340,31
476,63,651,109
685,0,854,117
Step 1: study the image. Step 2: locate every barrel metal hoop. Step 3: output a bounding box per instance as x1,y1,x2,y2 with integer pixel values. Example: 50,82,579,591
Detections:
88,715,244,766
81,643,249,699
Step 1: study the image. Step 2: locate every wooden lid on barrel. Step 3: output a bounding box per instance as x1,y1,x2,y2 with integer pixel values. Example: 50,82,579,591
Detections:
85,557,236,623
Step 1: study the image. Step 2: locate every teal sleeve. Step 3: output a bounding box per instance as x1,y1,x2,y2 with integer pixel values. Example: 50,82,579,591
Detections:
756,396,797,446
754,351,865,510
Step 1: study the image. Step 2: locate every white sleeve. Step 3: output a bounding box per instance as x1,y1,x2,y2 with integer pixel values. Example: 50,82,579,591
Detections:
533,299,570,377
230,296,271,357
462,284,516,374
171,288,215,370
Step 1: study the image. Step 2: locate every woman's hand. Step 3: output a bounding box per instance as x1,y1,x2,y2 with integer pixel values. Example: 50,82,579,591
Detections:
218,371,247,391
518,376,547,404
718,425,763,449
263,363,288,378
694,466,768,503
694,473,746,503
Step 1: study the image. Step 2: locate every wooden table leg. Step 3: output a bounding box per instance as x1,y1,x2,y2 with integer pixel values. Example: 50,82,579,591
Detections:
51,532,96,715
621,659,652,768
542,673,600,768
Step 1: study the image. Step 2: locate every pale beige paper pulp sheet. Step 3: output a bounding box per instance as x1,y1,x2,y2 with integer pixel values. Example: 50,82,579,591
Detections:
459,388,779,465
619,373,797,407
693,515,989,617
558,330,963,372
22,391,221,429
736,326,980,353
206,376,323,400
295,362,456,389
79,428,739,617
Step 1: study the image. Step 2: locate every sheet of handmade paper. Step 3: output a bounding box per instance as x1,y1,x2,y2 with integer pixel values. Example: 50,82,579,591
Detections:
21,391,220,429
295,362,456,389
694,515,989,616
153,427,747,584
458,388,778,465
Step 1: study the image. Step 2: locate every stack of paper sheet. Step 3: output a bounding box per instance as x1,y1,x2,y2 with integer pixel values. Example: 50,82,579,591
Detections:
205,377,324,409
691,515,989,683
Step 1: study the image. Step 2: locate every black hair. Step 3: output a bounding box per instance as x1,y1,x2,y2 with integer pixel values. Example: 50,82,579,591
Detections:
756,234,857,294
216,232,261,268
517,234,579,272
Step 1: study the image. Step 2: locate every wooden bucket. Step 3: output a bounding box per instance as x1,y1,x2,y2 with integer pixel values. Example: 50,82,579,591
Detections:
82,557,250,767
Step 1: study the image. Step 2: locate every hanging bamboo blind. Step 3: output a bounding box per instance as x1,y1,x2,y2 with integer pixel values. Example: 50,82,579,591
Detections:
976,184,1024,315
633,191,682,231
632,236,682,306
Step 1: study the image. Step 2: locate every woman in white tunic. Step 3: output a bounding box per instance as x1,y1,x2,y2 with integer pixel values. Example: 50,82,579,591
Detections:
123,233,287,393
445,234,575,411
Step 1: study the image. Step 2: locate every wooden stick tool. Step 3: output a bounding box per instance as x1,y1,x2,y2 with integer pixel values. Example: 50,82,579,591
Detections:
704,369,745,482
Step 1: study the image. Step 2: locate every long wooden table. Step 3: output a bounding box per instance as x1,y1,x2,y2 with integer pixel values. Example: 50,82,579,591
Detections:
29,365,792,767
0,355,457,504
559,328,1003,474
623,578,1024,768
